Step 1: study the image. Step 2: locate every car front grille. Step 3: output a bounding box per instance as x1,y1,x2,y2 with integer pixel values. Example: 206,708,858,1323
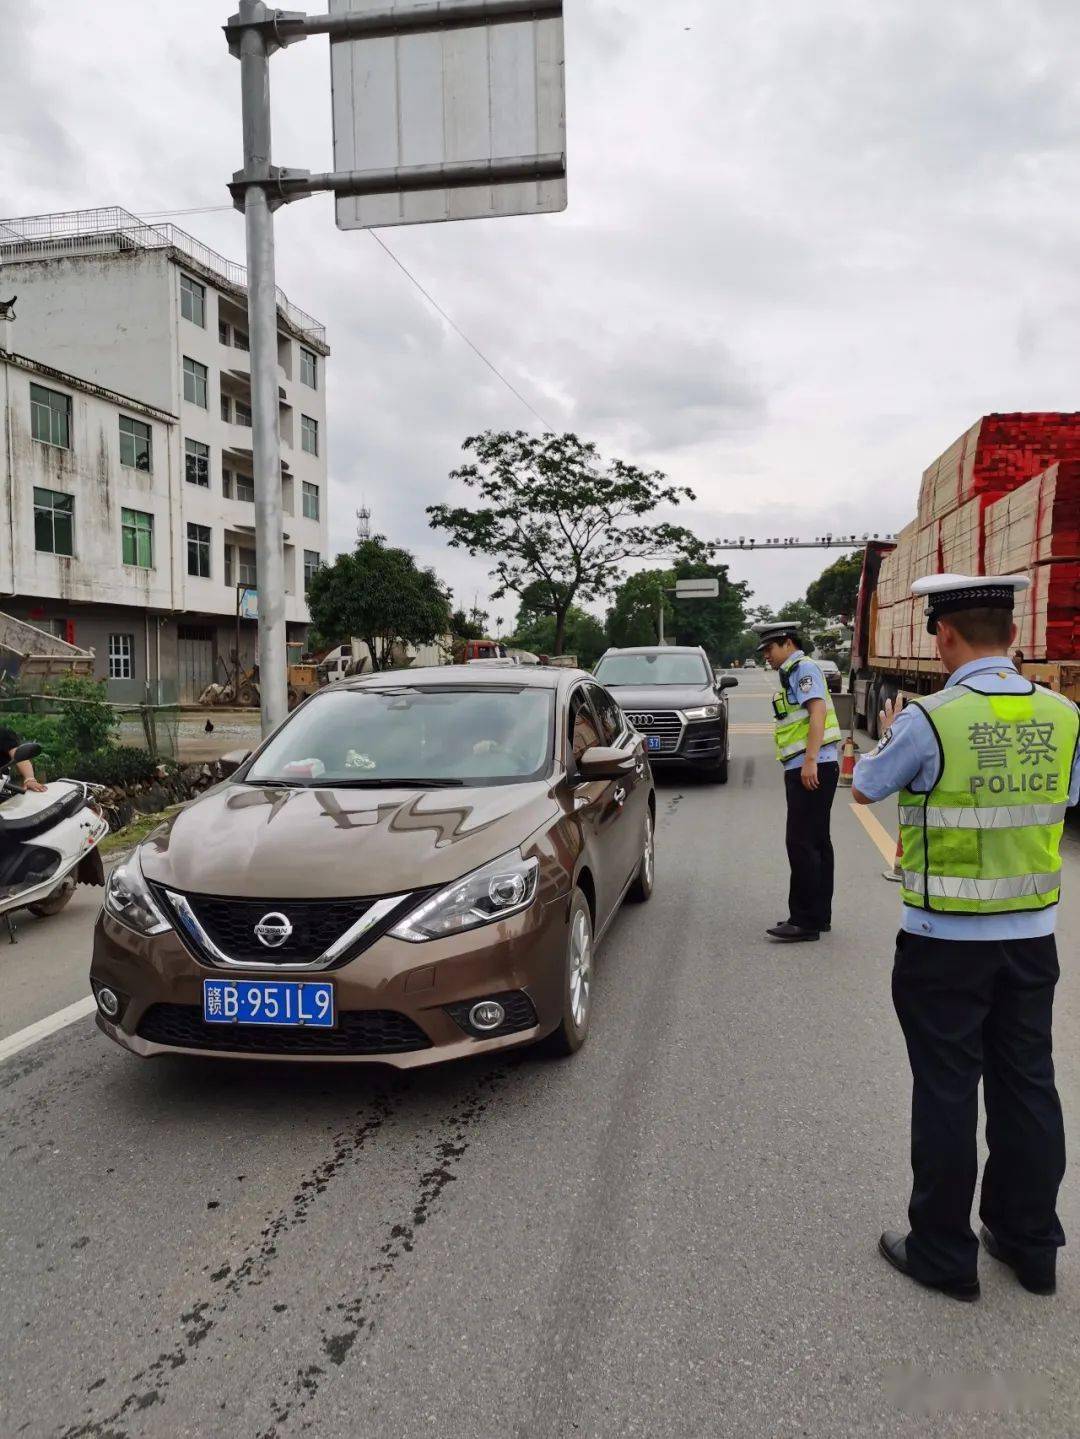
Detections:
152,888,418,969
136,1004,432,1055
625,709,683,755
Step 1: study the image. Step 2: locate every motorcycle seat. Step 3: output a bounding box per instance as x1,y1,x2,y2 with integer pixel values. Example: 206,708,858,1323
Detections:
0,788,86,839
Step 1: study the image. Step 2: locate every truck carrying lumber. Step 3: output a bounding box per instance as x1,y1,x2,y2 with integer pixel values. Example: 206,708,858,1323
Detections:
0,611,94,686
851,412,1080,737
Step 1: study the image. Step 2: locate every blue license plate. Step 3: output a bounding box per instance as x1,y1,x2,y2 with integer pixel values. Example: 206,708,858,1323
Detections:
647,735,663,752
202,978,334,1028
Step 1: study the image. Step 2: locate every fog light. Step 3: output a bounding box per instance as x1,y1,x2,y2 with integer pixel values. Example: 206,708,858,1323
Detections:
96,986,120,1020
468,1000,505,1032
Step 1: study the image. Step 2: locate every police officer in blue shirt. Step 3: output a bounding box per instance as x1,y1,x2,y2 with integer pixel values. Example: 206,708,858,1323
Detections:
754,621,843,942
854,574,1080,1301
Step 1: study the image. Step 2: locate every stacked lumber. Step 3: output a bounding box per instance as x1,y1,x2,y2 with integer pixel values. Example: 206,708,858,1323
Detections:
872,414,1080,664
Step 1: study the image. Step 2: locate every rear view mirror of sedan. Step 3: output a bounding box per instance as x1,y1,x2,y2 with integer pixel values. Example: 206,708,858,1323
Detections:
219,748,252,778
577,745,637,780
718,676,739,689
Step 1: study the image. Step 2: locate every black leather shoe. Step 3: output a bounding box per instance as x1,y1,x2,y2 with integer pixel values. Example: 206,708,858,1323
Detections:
776,920,831,932
878,1231,980,1301
980,1225,1056,1295
766,922,819,942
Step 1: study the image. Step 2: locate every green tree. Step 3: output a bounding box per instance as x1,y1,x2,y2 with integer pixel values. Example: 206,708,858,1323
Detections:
306,536,451,672
449,608,486,643
427,431,709,655
806,551,863,621
605,567,674,648
669,560,751,661
510,604,608,668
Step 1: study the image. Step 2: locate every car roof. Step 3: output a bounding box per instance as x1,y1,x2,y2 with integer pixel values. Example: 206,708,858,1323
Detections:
342,664,586,692
599,645,706,657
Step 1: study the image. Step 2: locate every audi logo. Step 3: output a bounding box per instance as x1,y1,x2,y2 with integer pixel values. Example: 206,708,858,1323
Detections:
627,713,655,727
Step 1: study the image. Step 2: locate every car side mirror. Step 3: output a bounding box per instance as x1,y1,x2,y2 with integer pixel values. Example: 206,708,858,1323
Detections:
219,748,252,778
577,745,636,781
11,741,41,765
719,675,739,689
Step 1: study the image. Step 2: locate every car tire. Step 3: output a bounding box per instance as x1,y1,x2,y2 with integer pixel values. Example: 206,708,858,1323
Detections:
701,755,728,784
541,888,594,1057
627,808,655,902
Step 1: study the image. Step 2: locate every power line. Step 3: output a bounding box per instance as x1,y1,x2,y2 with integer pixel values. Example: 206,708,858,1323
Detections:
136,205,558,431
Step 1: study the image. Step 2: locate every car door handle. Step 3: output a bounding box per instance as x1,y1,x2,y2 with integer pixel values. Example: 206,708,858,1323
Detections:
613,785,627,807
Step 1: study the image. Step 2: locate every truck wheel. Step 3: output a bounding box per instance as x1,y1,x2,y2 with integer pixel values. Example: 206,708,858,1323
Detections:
866,683,881,741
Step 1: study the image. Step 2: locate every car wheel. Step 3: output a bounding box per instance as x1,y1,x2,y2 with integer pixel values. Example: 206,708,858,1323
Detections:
701,755,728,784
628,808,655,902
542,889,594,1057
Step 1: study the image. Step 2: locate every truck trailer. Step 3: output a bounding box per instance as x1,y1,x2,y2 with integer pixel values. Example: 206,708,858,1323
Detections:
851,413,1080,738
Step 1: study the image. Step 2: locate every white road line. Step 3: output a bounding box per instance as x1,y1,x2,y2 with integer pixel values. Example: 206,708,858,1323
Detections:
0,996,97,1066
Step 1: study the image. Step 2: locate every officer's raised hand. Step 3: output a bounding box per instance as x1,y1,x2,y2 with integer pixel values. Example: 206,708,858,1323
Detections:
880,694,905,735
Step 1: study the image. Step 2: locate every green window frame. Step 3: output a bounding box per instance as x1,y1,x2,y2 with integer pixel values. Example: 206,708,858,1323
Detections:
119,414,152,471
121,508,154,568
180,274,206,327
33,487,74,556
30,383,71,448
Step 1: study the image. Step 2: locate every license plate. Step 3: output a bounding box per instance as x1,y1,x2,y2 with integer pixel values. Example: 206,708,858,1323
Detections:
202,979,334,1028
647,735,663,752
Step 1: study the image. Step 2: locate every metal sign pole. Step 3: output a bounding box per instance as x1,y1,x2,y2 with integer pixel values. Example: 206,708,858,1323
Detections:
235,0,287,736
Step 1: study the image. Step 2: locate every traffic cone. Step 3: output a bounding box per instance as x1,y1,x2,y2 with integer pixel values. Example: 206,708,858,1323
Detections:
837,733,857,788
883,836,903,883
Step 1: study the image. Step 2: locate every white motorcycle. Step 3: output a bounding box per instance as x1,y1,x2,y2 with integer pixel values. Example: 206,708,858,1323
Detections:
0,741,110,940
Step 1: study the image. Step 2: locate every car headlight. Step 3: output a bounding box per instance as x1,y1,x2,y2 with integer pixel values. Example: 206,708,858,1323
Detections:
682,704,720,720
104,850,171,936
390,851,540,943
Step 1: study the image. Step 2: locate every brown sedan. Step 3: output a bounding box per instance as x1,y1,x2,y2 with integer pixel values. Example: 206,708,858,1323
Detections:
90,667,655,1067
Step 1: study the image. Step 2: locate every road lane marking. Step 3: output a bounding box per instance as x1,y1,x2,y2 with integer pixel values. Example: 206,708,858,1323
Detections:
0,996,97,1065
730,722,773,735
849,802,898,865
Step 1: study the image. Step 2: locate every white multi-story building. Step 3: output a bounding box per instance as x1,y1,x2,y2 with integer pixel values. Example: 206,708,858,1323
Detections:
0,208,329,701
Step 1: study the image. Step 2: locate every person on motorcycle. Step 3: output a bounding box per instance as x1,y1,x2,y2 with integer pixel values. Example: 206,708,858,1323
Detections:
0,728,47,793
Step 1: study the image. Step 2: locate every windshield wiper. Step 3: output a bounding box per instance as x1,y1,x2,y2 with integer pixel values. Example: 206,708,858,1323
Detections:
307,777,467,788
247,778,302,788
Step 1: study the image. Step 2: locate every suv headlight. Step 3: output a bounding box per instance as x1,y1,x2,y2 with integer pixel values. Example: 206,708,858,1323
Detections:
682,704,720,720
390,851,539,943
104,851,171,936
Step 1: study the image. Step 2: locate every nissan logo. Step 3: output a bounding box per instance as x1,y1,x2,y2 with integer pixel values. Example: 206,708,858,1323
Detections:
627,713,655,728
254,911,293,948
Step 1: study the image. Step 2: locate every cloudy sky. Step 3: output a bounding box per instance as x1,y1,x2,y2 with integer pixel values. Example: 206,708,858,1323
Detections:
5,0,1080,626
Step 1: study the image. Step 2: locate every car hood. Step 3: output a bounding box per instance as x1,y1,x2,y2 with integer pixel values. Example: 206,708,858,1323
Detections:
138,780,560,900
603,684,718,713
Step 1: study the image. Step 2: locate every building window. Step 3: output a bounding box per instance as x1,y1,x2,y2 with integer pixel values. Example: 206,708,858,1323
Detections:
108,633,134,681
187,522,212,579
180,274,206,327
119,415,152,471
30,383,72,448
234,329,249,352
301,415,318,456
235,473,255,502
222,466,232,499
235,399,252,427
33,487,74,556
303,549,321,593
220,393,232,423
218,319,231,346
237,547,257,586
121,508,154,568
185,437,210,487
300,347,317,389
302,481,320,520
183,357,208,408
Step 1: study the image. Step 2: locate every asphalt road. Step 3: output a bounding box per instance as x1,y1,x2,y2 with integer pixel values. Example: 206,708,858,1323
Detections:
4,669,1080,1438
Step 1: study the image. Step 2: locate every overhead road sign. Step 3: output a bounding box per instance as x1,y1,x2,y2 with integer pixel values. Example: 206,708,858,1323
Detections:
675,578,720,599
327,0,567,228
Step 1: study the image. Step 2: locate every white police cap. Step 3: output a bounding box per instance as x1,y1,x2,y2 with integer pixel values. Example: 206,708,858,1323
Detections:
911,573,1030,634
751,618,804,652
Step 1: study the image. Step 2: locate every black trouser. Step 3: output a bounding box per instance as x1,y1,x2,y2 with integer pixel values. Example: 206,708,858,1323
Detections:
783,761,838,931
892,930,1065,1283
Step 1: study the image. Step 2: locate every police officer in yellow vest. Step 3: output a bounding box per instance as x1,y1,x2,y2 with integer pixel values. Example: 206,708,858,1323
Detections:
854,575,1080,1301
754,620,843,942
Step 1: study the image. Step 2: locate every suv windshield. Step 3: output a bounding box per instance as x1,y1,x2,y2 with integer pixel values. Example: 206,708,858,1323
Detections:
246,687,555,787
594,653,711,686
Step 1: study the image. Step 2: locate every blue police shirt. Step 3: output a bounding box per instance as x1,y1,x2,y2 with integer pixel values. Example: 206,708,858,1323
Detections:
779,652,839,772
852,657,1080,939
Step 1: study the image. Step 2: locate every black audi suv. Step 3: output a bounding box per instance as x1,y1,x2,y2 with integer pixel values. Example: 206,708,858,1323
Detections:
593,646,737,782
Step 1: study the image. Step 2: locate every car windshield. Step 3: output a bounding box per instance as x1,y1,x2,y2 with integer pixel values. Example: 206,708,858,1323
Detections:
245,686,555,787
594,653,710,686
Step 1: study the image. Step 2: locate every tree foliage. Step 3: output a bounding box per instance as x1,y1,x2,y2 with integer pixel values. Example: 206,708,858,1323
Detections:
510,604,608,668
806,551,863,620
605,563,750,660
305,537,451,672
427,431,710,654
